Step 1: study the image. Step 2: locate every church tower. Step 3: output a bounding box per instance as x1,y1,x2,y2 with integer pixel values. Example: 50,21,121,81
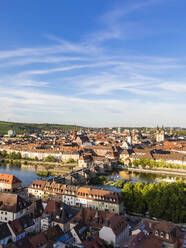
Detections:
156,126,165,142
73,125,77,140
160,126,165,142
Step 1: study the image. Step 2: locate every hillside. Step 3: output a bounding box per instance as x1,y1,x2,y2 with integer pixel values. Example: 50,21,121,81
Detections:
0,121,82,135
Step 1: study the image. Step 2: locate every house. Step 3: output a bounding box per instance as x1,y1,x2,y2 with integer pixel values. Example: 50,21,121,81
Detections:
28,180,47,199
41,213,51,232
81,234,105,248
62,185,78,206
29,232,48,248
0,223,12,247
76,135,89,147
43,224,65,247
28,180,124,214
7,219,25,242
43,181,65,200
41,200,78,232
153,220,183,248
19,214,36,234
44,225,64,243
72,207,128,235
124,219,184,248
0,192,30,222
76,186,124,214
0,173,22,192
28,199,43,232
99,215,129,246
70,223,88,244
78,155,92,168
119,149,134,164
7,236,33,248
55,231,74,246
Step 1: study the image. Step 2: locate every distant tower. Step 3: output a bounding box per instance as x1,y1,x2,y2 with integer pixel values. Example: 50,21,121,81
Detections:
156,126,165,142
160,127,165,142
73,125,77,140
53,137,56,145
170,128,173,136
127,131,132,146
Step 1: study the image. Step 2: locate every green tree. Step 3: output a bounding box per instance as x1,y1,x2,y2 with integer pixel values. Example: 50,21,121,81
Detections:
45,155,56,162
121,181,186,223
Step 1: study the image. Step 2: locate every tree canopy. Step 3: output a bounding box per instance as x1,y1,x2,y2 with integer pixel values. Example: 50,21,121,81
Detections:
121,181,186,223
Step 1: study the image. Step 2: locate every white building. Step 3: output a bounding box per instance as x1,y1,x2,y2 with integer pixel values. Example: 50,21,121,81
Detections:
99,215,129,247
8,130,15,136
28,180,47,199
0,193,30,223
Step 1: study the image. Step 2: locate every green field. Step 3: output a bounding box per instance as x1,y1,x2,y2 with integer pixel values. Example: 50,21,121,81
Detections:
0,121,83,135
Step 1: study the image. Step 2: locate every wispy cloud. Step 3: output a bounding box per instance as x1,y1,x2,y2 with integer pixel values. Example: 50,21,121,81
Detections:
86,0,167,43
0,0,185,126
0,56,88,68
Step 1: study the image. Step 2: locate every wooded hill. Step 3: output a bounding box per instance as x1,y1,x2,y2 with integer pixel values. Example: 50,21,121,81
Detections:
0,121,83,135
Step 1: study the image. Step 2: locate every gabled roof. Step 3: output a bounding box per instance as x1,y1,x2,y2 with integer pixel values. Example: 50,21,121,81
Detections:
42,200,77,224
9,219,24,236
8,236,33,248
29,180,46,190
154,220,175,233
73,223,88,241
0,173,22,185
73,208,123,230
30,232,47,248
44,224,64,241
81,233,104,248
19,214,34,229
0,192,30,213
108,215,128,236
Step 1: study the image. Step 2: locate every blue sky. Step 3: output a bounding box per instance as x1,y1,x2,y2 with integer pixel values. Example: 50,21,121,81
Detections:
0,0,186,127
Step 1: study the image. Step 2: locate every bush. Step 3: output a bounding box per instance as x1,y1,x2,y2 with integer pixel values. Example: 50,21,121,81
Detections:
67,158,75,163
7,152,22,160
36,170,49,177
45,155,56,162
89,176,106,185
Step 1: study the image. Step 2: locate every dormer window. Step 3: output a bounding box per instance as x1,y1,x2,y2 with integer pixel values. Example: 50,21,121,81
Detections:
166,233,169,240
160,232,164,238
155,230,159,236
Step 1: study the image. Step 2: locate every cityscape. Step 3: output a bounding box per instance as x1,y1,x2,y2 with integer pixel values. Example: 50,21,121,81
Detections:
0,1,186,248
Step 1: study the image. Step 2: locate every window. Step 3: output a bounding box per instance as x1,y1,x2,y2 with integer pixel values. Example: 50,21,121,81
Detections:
160,232,164,238
166,233,169,240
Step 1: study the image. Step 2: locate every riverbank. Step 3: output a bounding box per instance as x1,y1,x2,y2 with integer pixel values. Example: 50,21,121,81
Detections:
0,159,77,177
126,167,186,177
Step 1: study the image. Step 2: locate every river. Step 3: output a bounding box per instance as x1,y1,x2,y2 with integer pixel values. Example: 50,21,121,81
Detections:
0,164,185,187
0,165,40,186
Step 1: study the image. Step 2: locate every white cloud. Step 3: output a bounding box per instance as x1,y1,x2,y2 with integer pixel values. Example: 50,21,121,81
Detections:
0,56,88,68
0,85,185,127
